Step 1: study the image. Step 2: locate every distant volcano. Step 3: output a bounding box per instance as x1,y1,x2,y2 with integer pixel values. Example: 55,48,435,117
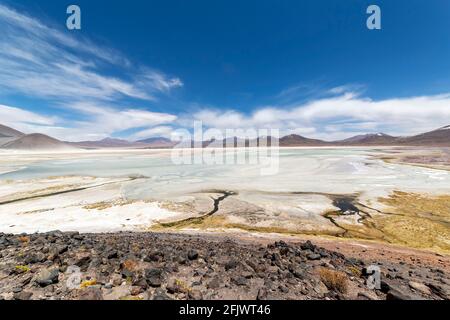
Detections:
3,133,75,150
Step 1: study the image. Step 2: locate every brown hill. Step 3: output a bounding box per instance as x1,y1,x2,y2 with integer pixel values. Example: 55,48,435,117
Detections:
280,134,329,146
398,125,450,146
0,124,24,146
137,137,177,149
338,133,398,146
3,133,74,150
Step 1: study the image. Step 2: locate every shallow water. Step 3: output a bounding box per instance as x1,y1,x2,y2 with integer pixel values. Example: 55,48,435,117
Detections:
1,148,449,201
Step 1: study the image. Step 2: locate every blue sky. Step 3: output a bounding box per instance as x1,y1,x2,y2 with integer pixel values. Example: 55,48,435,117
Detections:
1,0,450,141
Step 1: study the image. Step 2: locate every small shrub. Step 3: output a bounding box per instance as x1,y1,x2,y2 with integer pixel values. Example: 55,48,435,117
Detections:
122,260,138,271
175,279,192,293
18,236,30,244
119,296,144,301
348,266,362,277
319,268,348,294
15,265,31,273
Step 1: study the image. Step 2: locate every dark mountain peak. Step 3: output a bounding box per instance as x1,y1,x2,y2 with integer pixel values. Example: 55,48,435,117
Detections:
280,134,328,146
341,133,396,144
283,134,307,139
137,137,172,144
100,137,129,143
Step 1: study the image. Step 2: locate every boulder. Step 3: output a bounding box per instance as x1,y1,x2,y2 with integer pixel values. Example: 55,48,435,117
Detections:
36,268,59,287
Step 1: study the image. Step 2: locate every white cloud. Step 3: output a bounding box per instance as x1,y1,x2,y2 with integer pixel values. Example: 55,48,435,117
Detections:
190,92,450,140
0,102,177,142
0,4,182,142
3,90,450,142
0,4,183,102
130,126,175,140
140,71,184,93
0,104,57,129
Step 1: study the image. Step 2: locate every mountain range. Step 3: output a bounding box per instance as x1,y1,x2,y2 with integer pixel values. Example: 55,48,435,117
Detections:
0,123,448,150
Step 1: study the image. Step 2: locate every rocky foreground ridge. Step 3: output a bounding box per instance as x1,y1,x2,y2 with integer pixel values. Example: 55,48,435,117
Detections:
0,231,448,300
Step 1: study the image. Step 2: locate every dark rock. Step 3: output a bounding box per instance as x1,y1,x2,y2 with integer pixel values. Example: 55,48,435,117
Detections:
21,275,33,286
78,288,103,300
225,259,239,271
177,255,187,265
12,287,22,293
13,291,33,301
257,288,268,300
152,288,172,300
188,289,203,300
233,276,248,286
144,250,162,262
132,276,148,289
427,283,449,300
145,268,163,287
72,233,83,240
300,241,316,252
271,253,281,262
307,253,321,261
275,240,288,248
408,281,431,295
187,250,199,261
279,285,289,293
106,250,118,259
58,245,69,254
386,288,413,300
131,286,144,296
280,247,290,256
207,277,221,289
357,292,378,300
24,252,47,264
74,253,91,269
36,268,59,287
380,280,391,293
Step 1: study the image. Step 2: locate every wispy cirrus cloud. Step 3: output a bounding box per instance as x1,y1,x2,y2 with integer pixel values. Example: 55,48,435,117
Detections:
0,3,182,140
0,101,178,142
129,126,175,140
0,4,183,101
0,104,57,127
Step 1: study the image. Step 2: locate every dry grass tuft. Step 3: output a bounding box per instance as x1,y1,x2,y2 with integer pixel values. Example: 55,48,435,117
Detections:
15,265,31,273
18,236,30,245
122,259,139,271
319,268,348,294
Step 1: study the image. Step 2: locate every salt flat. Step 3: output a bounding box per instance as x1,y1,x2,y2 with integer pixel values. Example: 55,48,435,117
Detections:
0,147,449,249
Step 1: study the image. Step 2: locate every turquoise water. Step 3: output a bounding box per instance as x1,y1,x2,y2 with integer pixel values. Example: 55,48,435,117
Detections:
1,148,449,199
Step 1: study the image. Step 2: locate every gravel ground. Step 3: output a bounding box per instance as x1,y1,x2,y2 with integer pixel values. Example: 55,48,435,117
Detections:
0,231,448,300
